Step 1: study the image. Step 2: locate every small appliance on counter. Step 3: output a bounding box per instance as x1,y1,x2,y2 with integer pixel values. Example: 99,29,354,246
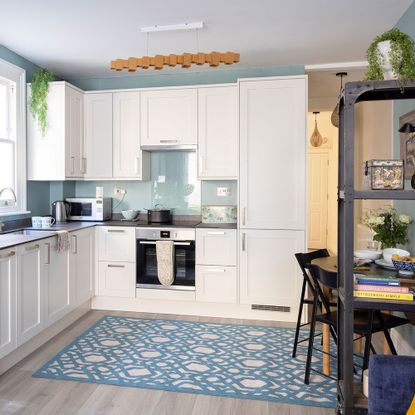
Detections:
65,197,112,221
51,200,70,223
201,205,237,224
145,205,172,223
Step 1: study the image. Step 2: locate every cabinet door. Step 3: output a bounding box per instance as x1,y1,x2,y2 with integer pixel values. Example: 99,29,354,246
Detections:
43,238,71,327
196,229,237,266
0,249,17,359
98,262,136,298
16,243,43,345
70,229,94,307
198,86,238,179
239,229,304,321
85,93,113,178
65,86,84,178
97,227,135,262
113,91,149,179
196,266,237,304
140,88,197,147
239,77,307,230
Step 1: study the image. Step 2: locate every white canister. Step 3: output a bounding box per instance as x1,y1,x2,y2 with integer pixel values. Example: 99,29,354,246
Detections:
31,216,43,228
41,216,56,228
363,369,369,398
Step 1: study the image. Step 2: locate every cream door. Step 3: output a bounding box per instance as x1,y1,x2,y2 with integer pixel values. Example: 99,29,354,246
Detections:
97,227,136,262
0,249,17,358
307,151,329,249
140,88,197,147
98,262,136,298
196,229,237,266
196,266,237,303
239,77,307,230
84,93,113,178
198,86,238,179
239,229,304,322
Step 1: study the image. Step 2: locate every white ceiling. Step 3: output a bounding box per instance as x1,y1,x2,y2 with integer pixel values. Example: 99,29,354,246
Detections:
0,0,413,80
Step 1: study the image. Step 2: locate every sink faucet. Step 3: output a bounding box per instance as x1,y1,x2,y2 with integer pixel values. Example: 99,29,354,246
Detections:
0,187,17,206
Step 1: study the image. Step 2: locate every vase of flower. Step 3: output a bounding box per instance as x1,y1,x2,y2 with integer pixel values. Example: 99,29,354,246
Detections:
362,208,413,260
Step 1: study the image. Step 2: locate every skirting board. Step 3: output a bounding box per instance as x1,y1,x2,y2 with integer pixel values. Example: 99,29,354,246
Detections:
91,296,299,323
0,301,91,376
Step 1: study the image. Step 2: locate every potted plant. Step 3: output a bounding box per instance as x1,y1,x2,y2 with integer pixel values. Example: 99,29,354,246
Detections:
28,68,54,137
365,28,415,89
363,207,412,258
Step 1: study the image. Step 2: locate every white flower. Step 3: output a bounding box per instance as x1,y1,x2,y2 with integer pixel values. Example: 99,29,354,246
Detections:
368,216,385,226
399,214,412,224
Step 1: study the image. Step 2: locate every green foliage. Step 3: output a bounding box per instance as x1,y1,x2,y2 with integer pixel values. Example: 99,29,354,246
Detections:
363,207,413,249
365,28,415,91
28,68,54,137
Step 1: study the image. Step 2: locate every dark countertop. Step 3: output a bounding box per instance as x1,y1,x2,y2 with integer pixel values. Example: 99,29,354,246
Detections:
0,220,238,250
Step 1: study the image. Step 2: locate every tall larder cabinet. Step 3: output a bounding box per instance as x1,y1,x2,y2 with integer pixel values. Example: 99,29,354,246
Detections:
238,76,307,322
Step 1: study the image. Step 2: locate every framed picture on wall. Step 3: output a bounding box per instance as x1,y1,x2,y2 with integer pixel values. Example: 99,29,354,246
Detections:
399,109,415,180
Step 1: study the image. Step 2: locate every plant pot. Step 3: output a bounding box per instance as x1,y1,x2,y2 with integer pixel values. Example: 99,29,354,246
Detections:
377,40,400,80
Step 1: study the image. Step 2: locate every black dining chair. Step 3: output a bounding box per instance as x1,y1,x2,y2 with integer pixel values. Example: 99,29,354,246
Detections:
304,263,409,384
292,249,336,358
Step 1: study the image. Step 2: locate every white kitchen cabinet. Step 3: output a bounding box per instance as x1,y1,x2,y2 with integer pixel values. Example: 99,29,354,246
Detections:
196,228,237,266
196,266,237,303
239,77,307,230
239,229,304,319
16,242,43,345
113,91,150,179
0,248,17,359
97,226,135,262
98,262,135,298
140,88,197,148
28,82,85,180
42,237,71,327
84,92,113,178
198,86,238,179
70,228,94,307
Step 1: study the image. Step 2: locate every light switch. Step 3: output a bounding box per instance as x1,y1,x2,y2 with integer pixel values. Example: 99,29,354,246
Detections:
217,187,231,197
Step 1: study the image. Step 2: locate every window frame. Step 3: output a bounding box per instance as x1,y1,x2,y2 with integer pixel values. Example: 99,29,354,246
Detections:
0,58,27,216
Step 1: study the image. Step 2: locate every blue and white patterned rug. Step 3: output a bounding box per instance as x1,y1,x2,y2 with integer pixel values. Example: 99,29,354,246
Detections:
33,316,337,408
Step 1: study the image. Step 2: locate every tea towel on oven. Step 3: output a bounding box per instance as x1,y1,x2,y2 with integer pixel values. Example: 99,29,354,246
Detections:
156,240,174,286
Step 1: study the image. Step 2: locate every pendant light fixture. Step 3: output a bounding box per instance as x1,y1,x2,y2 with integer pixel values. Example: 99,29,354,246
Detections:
331,72,347,128
310,111,323,147
110,21,240,72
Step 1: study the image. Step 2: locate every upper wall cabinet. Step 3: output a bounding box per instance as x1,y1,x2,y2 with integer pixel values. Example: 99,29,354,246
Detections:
239,77,307,230
140,88,197,148
28,82,84,181
84,93,113,178
113,91,150,180
198,86,238,179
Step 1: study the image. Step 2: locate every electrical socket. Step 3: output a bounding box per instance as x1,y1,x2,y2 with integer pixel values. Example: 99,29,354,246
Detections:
217,187,231,197
114,187,127,196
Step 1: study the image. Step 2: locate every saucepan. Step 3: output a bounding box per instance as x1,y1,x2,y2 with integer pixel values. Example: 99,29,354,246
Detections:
145,205,172,223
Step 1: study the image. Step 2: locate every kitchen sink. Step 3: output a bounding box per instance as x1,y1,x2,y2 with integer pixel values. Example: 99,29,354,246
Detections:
4,229,55,236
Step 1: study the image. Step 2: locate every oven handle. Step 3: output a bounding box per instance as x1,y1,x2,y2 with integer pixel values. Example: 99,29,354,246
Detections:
138,241,192,246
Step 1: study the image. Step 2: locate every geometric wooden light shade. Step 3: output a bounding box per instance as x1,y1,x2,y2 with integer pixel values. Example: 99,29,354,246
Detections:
110,51,240,72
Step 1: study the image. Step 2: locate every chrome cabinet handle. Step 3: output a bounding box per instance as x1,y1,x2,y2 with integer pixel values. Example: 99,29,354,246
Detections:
242,233,246,251
207,231,226,235
206,268,226,273
25,244,40,252
160,139,179,143
72,235,78,254
70,156,75,173
139,241,191,246
0,251,15,259
242,207,247,226
82,157,87,174
108,229,125,233
45,243,51,265
108,264,125,268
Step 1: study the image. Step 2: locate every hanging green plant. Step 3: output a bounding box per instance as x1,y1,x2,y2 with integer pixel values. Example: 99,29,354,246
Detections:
365,28,415,92
28,68,54,136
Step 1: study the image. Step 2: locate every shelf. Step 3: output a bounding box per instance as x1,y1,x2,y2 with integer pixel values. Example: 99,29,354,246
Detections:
353,190,415,200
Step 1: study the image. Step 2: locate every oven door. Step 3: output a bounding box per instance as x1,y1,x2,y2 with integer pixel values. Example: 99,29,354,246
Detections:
136,240,195,290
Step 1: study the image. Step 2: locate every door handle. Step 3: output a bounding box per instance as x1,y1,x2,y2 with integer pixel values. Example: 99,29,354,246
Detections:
82,157,87,174
207,231,226,235
25,244,40,252
206,268,226,273
72,235,78,254
139,241,191,246
108,229,125,233
0,250,15,259
160,139,179,143
70,156,75,173
242,233,246,251
45,243,51,265
108,264,125,268
242,207,247,226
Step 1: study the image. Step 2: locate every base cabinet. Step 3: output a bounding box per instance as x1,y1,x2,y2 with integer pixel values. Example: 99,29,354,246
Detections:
16,242,43,346
0,249,17,359
196,266,237,303
98,262,135,298
239,229,304,319
70,228,94,308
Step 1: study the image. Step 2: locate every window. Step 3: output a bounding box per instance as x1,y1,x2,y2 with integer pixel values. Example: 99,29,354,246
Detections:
0,58,26,215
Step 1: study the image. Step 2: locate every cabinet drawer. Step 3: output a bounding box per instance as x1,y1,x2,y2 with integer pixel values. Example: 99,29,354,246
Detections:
97,227,135,262
196,229,237,266
98,262,136,298
196,266,237,303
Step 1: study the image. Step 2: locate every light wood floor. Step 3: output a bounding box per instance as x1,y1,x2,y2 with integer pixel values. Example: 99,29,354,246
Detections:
0,310,335,415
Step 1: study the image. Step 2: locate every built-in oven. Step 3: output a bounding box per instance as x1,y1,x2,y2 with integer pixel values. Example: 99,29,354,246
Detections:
136,227,196,291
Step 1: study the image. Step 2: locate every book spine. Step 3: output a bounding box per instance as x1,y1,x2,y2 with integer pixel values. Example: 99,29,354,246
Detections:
354,291,413,301
356,276,397,281
356,279,400,286
354,284,409,293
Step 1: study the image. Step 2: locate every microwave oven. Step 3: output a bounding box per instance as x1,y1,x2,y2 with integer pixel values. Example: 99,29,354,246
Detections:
66,198,112,221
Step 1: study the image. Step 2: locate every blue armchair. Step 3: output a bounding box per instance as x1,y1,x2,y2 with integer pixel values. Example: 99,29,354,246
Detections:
369,355,415,415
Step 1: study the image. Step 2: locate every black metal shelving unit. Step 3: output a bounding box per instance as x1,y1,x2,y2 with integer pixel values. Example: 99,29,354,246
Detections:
337,80,415,414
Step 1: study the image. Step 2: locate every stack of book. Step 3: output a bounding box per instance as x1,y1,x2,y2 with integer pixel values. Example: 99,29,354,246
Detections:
354,274,414,301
